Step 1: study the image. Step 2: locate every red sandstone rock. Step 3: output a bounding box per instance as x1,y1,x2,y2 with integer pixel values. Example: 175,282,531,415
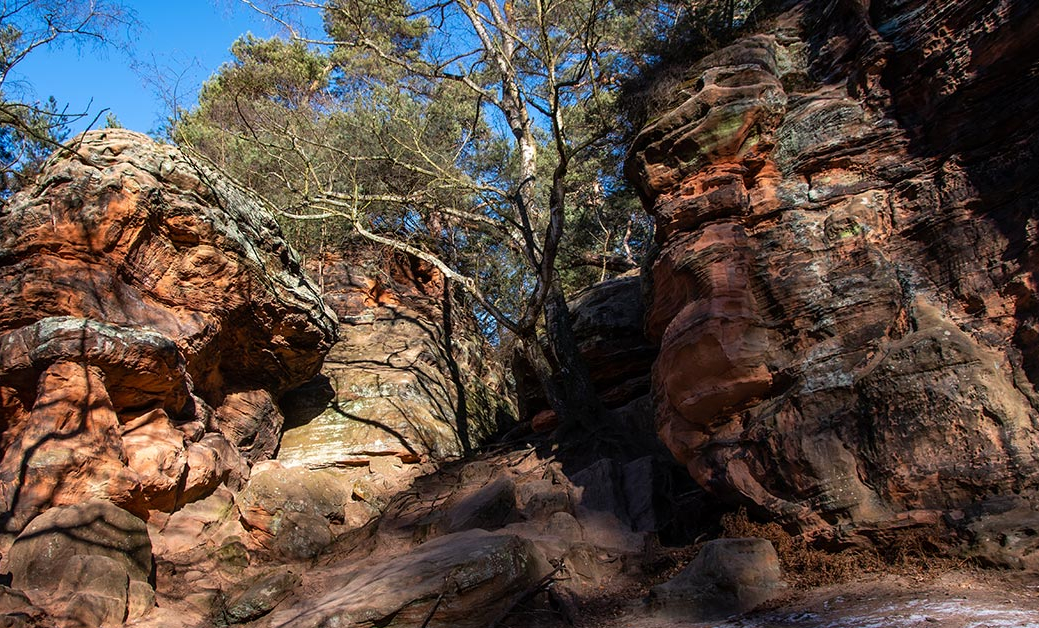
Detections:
627,0,1039,549
0,129,337,530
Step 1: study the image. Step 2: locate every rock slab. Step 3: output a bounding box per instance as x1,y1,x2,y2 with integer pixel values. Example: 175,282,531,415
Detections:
264,530,550,628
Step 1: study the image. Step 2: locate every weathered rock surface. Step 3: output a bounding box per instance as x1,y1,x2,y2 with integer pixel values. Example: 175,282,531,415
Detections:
0,129,337,529
515,274,658,420
569,274,658,409
7,500,152,590
264,530,550,628
236,466,351,559
222,568,301,624
627,0,1039,550
5,500,155,626
278,251,513,468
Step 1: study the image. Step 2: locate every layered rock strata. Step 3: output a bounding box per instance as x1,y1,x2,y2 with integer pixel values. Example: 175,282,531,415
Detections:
0,129,338,530
627,0,1039,550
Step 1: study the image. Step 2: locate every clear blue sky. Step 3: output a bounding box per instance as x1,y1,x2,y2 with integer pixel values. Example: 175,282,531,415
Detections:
10,1,316,137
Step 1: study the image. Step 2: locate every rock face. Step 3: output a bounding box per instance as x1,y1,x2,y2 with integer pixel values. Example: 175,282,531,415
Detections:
514,273,658,420
0,129,338,530
569,274,658,409
627,0,1039,545
278,251,513,468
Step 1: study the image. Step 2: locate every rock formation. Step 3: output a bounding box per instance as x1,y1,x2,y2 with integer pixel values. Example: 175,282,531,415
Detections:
0,129,338,530
278,251,513,470
569,273,658,409
514,273,657,422
627,0,1039,556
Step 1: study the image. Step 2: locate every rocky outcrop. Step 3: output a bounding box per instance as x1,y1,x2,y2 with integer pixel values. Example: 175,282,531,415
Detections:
278,251,513,469
0,129,338,530
514,273,657,421
627,0,1039,549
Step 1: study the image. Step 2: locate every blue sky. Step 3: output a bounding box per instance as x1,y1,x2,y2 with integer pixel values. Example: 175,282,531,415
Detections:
9,1,317,137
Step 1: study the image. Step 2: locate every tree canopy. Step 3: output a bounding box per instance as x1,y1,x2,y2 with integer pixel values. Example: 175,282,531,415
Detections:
174,0,777,431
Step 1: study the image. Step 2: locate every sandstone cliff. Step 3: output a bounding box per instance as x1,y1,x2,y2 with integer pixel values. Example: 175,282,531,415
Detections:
627,0,1039,562
0,129,338,530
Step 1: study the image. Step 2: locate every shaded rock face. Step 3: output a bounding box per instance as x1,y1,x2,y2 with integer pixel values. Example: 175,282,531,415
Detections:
278,251,513,469
514,273,658,420
0,129,338,529
569,274,658,409
627,0,1039,543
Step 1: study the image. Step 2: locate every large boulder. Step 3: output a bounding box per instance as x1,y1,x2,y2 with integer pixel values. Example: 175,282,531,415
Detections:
0,129,337,529
7,499,156,624
626,0,1039,548
236,466,352,559
650,538,786,620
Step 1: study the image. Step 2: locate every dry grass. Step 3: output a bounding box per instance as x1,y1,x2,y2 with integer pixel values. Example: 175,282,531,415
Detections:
719,509,965,589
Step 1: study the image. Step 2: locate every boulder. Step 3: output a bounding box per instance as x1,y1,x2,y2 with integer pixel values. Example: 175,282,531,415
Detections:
263,530,550,628
961,496,1039,571
7,501,151,590
626,0,1039,542
650,538,786,620
7,500,157,624
438,476,518,534
223,568,301,624
149,485,243,557
0,129,337,528
57,555,131,626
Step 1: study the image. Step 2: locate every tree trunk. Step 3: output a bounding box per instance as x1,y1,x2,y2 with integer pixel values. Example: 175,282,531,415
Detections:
540,278,607,434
